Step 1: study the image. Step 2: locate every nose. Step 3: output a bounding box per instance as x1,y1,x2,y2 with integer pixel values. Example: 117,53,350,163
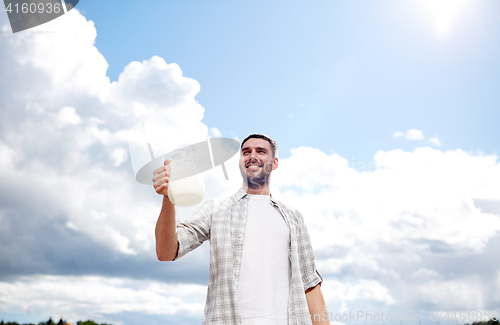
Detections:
248,149,258,159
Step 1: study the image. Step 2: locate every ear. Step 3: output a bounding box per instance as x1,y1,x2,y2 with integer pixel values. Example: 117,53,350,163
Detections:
271,157,279,171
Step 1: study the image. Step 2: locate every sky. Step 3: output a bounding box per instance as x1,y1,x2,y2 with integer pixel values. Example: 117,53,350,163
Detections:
0,0,499,324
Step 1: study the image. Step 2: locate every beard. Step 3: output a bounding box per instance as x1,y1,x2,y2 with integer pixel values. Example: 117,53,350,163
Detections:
240,159,272,189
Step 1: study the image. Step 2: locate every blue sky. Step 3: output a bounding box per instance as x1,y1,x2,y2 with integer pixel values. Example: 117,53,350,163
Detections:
1,1,500,325
79,0,500,162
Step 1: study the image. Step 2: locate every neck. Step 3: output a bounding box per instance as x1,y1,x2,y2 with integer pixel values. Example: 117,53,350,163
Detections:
242,181,271,196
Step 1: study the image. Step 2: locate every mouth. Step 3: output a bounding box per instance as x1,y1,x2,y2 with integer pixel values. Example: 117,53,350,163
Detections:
246,163,263,170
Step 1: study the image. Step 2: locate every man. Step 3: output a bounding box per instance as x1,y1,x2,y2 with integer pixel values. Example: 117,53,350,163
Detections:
153,133,330,325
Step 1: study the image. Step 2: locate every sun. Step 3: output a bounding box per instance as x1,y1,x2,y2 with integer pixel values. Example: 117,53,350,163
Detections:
418,0,472,38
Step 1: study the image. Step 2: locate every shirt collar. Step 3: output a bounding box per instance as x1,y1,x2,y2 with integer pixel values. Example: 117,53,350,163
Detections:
235,188,248,201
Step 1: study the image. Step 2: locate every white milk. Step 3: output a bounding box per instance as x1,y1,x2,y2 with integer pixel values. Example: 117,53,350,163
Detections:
167,175,205,207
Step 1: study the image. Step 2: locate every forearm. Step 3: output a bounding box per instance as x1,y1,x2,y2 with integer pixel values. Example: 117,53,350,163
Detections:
306,284,330,325
155,196,178,261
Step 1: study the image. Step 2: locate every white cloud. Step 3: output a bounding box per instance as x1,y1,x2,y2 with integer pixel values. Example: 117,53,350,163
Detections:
209,127,222,137
111,148,128,167
275,146,500,252
0,9,209,258
0,140,19,166
273,146,500,311
321,279,395,305
406,276,489,311
406,129,425,140
393,129,425,141
393,131,405,138
107,56,201,120
1,11,110,99
429,137,441,146
0,275,206,321
54,106,82,128
496,271,500,303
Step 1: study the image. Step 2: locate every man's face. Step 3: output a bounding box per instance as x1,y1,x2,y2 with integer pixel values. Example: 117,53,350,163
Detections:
239,138,278,187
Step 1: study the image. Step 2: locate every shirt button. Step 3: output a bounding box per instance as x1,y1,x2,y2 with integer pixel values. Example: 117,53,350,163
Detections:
238,234,242,238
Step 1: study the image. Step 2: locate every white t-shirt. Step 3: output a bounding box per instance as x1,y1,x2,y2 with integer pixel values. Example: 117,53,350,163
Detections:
237,194,291,325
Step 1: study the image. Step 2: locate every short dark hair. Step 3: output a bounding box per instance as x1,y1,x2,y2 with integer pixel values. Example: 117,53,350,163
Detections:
241,133,279,158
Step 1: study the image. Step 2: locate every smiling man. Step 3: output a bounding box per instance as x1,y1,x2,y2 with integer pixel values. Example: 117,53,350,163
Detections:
153,133,329,325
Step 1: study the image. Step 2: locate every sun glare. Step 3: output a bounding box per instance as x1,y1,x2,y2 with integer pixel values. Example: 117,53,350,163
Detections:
418,0,472,38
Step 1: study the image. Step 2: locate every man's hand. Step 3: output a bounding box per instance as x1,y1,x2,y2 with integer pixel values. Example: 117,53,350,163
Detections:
152,159,171,196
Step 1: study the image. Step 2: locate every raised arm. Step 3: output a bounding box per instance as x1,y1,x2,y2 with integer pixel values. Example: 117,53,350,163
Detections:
153,159,178,261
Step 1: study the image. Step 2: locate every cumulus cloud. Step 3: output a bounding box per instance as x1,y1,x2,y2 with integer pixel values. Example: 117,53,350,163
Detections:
0,7,210,259
108,56,202,121
272,146,500,313
0,8,221,324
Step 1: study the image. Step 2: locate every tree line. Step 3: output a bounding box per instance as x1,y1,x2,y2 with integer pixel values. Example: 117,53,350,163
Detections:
2,316,495,325
471,320,500,325
0,318,112,325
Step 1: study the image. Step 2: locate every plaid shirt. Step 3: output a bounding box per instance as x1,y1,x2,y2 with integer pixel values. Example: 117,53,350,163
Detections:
173,188,323,325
